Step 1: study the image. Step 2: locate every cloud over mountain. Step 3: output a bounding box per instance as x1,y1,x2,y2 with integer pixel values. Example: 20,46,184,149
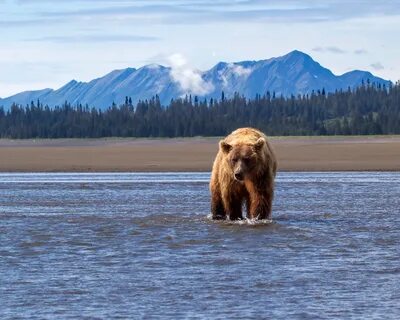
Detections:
168,54,214,96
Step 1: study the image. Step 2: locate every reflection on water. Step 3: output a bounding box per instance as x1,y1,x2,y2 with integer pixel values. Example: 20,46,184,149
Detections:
1,172,400,319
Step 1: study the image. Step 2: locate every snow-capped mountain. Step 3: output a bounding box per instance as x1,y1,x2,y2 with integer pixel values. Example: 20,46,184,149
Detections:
0,50,390,110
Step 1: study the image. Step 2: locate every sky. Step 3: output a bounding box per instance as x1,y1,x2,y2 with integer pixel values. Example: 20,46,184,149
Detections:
0,0,399,97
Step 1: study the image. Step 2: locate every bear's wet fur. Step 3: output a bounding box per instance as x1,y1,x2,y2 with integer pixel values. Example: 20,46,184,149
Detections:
210,128,277,220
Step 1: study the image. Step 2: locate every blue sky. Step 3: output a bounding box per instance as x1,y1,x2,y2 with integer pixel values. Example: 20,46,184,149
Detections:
0,0,399,97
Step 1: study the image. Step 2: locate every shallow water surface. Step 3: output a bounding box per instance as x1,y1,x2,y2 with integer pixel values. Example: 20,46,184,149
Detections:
1,172,400,319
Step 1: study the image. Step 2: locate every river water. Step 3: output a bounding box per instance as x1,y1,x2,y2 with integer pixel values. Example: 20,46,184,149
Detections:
1,172,399,319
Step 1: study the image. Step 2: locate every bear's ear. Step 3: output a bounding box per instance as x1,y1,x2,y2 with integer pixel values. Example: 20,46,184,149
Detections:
254,137,265,151
219,140,232,154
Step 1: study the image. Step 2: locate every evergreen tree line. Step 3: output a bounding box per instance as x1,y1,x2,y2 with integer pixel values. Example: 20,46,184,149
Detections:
0,81,399,138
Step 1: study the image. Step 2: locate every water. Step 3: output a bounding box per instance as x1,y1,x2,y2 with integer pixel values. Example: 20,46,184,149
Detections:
1,172,400,319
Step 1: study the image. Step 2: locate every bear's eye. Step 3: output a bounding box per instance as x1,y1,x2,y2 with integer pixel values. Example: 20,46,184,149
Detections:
231,157,238,163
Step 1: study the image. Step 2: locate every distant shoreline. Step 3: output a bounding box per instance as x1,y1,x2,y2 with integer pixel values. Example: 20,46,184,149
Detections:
1,136,399,172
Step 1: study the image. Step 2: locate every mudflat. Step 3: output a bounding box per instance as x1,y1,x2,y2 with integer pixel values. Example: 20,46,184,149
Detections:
0,136,399,172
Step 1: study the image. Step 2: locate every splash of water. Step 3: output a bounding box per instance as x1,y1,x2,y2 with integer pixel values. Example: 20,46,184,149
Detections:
206,213,273,225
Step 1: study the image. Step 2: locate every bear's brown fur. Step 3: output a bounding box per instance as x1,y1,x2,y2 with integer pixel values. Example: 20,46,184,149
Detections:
210,127,277,220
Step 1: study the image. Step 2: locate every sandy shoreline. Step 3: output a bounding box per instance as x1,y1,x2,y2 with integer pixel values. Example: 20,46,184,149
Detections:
0,136,399,172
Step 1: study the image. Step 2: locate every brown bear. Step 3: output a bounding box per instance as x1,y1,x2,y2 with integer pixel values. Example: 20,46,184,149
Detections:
210,127,277,220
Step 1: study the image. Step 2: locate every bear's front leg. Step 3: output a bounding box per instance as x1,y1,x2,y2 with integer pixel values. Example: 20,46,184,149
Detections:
222,193,243,220
245,181,274,220
248,194,271,220
211,188,227,220
227,200,243,220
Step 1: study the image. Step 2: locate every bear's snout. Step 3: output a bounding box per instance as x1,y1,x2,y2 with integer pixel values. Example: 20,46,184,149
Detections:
234,171,244,181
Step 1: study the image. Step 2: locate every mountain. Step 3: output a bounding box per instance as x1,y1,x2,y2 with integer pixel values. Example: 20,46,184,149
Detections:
0,50,390,110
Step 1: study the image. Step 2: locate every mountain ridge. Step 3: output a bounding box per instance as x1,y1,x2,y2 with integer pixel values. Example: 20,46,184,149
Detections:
0,50,390,110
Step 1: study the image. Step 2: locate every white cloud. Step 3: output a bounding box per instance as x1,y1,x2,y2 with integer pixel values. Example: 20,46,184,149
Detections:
370,62,384,70
230,64,252,77
354,49,368,55
218,63,252,88
167,53,213,95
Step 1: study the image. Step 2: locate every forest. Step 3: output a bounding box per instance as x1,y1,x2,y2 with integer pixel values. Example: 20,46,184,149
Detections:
0,81,399,138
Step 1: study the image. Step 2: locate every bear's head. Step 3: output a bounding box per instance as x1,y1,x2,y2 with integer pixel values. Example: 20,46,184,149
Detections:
219,138,265,182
